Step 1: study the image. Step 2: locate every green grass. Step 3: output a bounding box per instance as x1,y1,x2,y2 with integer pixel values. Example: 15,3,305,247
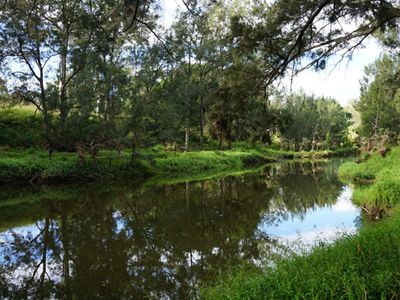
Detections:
202,206,400,299
203,148,400,299
0,148,151,183
0,146,353,183
338,147,400,208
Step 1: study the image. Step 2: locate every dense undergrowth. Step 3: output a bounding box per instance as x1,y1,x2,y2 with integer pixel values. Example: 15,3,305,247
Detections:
338,147,400,210
202,205,400,299
0,107,354,183
0,146,354,184
0,107,43,148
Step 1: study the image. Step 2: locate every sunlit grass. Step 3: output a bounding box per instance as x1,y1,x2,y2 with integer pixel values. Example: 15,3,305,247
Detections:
202,205,400,299
0,146,353,183
338,147,400,208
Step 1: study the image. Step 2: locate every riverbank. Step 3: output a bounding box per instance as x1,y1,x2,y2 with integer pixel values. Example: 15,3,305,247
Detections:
203,147,400,299
338,147,400,215
202,205,400,299
0,146,354,184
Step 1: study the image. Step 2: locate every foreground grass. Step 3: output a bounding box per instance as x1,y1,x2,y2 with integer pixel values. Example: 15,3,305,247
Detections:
202,206,400,299
0,146,353,183
338,147,400,209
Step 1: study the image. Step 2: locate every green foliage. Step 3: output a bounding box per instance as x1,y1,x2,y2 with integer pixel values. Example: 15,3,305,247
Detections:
0,1,356,153
203,206,400,299
228,0,400,87
0,147,351,183
0,108,43,147
280,92,351,151
0,148,151,183
339,148,400,208
355,55,400,142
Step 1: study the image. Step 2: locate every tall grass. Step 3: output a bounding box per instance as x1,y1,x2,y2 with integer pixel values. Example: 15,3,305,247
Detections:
338,147,400,208
202,206,400,299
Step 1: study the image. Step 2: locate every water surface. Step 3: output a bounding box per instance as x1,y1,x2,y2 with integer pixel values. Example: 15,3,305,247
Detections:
0,159,360,299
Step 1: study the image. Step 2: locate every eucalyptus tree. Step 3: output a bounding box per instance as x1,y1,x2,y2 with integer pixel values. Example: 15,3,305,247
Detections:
0,0,59,150
128,42,181,150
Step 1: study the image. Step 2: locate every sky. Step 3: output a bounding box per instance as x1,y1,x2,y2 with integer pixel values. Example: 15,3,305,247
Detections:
159,0,382,107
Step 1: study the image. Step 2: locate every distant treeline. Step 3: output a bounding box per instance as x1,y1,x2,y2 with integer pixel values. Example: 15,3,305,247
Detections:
0,91,351,153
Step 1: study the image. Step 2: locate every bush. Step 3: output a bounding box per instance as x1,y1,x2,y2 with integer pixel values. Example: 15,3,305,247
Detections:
339,148,400,208
0,107,43,147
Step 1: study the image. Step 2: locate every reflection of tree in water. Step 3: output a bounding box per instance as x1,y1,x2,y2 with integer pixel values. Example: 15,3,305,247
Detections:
259,160,345,225
0,160,346,299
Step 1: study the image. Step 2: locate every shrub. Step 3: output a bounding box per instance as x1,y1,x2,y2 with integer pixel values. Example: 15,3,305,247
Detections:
0,107,43,148
339,147,400,209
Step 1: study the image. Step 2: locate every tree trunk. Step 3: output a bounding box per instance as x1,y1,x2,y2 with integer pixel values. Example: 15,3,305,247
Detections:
39,68,53,159
184,120,190,151
131,135,138,161
59,7,69,131
59,48,68,130
200,96,205,149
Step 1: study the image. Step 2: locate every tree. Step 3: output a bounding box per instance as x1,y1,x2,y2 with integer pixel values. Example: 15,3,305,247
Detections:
280,92,351,151
228,0,400,91
355,54,400,147
0,0,158,155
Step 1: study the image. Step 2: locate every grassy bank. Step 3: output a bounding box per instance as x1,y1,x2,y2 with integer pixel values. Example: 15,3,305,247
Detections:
202,205,400,299
0,146,354,184
338,147,400,212
203,148,400,299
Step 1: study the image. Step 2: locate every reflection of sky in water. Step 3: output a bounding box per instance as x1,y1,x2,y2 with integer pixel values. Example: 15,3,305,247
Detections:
258,186,360,243
0,163,362,298
0,226,41,265
2,186,360,253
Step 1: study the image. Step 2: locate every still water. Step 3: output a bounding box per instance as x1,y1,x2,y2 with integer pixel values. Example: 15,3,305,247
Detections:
0,159,360,299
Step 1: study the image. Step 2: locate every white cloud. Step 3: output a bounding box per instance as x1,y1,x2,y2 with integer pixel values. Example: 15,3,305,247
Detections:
284,38,381,106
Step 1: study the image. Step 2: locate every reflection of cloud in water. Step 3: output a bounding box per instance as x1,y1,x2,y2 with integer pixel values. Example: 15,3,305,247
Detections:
278,226,357,245
0,160,361,299
6,259,63,285
331,186,357,212
258,185,360,245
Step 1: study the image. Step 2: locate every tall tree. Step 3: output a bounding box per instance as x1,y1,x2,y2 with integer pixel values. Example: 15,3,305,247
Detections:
355,54,400,145
0,0,158,154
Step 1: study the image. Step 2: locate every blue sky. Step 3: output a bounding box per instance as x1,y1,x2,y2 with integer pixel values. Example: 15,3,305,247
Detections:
160,0,382,106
